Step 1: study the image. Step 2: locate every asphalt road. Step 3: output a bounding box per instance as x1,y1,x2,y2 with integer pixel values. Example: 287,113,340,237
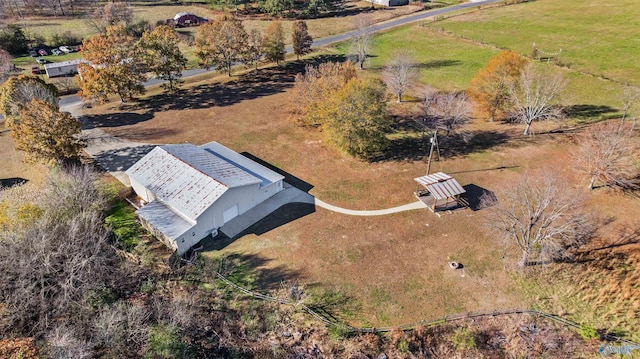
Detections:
54,0,500,108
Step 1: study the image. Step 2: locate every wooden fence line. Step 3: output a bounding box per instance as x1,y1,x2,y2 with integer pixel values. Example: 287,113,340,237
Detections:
213,271,640,346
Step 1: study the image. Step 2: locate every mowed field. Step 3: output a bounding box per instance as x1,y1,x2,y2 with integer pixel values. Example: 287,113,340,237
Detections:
3,0,639,334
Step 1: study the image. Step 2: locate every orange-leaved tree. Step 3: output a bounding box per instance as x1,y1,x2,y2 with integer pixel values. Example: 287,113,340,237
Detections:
11,99,84,164
77,25,145,103
467,50,526,122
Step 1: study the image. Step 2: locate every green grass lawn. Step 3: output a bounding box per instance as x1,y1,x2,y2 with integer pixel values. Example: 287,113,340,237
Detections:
333,21,629,121
434,0,640,86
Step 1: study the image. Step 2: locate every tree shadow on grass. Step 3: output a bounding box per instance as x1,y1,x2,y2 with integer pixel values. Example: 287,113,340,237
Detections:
564,104,619,123
462,183,496,211
93,145,156,172
0,177,28,189
81,112,155,130
121,66,297,114
196,251,305,292
374,130,510,162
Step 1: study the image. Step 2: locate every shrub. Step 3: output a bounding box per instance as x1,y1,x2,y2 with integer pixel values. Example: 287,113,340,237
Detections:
451,327,476,350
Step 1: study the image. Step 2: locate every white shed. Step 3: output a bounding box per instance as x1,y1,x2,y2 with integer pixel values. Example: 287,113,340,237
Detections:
125,141,284,255
44,59,86,78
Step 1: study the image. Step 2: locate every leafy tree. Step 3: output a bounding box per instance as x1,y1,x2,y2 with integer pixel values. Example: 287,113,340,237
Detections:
77,25,146,103
139,25,187,92
508,63,566,135
0,24,28,55
245,28,264,71
321,78,390,159
482,172,593,267
195,15,248,77
262,21,285,65
261,0,294,17
573,121,639,190
0,48,14,84
349,14,374,70
0,74,58,127
383,51,416,103
292,61,356,126
11,99,84,164
468,50,526,122
292,20,313,60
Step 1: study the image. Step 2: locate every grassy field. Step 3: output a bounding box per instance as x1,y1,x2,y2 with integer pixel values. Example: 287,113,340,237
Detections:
434,0,640,86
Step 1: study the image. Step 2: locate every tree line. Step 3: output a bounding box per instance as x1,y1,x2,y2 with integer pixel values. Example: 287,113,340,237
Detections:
76,17,312,102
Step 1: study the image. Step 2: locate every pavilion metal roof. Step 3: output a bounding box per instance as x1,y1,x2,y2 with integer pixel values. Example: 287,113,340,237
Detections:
414,172,466,200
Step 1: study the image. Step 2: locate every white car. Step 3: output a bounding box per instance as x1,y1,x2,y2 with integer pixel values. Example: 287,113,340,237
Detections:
59,46,73,53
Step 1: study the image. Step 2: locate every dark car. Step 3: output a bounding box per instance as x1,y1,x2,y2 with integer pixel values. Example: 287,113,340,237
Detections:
29,49,38,57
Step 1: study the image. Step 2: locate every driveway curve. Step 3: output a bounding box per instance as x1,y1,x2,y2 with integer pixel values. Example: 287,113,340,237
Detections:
314,198,426,215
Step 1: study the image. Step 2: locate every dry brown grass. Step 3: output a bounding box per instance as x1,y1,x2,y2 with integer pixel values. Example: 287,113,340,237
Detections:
81,64,638,328
0,124,47,185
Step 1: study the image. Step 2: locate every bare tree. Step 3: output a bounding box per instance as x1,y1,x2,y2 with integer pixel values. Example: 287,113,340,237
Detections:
0,48,13,84
0,166,119,337
420,86,471,138
508,64,566,135
383,51,416,103
482,172,594,267
573,121,639,190
86,2,133,34
349,14,374,70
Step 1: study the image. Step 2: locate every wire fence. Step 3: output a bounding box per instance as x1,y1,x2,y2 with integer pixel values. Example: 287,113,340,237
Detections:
214,271,640,346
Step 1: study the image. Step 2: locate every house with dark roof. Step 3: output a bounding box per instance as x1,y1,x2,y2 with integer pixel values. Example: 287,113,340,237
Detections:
126,141,284,255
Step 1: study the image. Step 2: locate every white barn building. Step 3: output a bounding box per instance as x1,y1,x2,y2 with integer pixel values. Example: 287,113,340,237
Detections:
126,141,284,255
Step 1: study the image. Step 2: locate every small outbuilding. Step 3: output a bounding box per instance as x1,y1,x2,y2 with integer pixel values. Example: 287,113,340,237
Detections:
44,59,85,78
126,141,284,255
414,172,466,212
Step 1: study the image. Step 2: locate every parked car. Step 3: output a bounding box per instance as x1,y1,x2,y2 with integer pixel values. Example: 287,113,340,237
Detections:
38,49,48,56
31,66,40,75
59,46,73,53
36,57,47,64
51,49,62,56
29,49,38,57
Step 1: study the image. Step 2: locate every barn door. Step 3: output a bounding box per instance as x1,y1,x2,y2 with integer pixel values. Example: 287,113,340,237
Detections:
223,204,239,224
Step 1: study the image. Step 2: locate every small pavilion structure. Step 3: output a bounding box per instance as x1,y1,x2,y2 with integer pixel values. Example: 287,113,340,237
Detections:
414,172,466,212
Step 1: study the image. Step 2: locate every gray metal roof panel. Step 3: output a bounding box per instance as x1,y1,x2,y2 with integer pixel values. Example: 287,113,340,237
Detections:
137,200,194,240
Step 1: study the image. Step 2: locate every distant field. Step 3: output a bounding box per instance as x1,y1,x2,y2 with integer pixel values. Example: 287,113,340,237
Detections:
333,22,627,120
434,0,640,86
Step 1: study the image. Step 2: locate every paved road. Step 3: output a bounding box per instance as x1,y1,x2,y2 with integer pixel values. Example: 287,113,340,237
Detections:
57,0,501,108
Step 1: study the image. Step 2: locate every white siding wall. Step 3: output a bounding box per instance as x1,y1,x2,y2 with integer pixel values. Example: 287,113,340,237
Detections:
196,180,283,233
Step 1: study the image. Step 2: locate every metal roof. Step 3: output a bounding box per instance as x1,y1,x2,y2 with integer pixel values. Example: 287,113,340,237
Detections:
126,142,284,221
126,143,263,221
43,59,85,70
137,200,194,240
414,172,466,201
